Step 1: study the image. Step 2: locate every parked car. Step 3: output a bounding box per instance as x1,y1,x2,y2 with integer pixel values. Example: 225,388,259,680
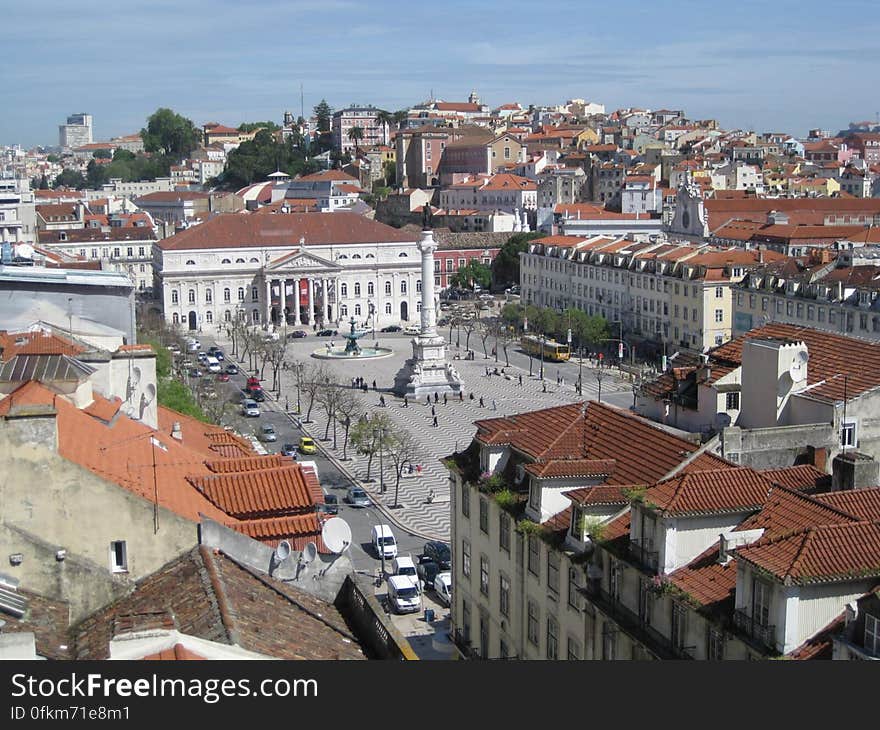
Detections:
241,398,260,417
422,541,451,570
318,493,339,515
433,571,452,607
216,372,230,383
416,556,441,589
280,443,297,457
403,324,420,335
260,424,277,442
206,356,221,373
188,368,202,378
298,436,317,455
344,486,371,508
288,330,308,339
316,329,337,337
371,524,398,560
380,325,402,333
245,376,265,401
386,574,421,614
225,363,238,375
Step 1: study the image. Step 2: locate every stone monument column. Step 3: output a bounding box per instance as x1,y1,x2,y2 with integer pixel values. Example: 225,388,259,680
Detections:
419,231,439,337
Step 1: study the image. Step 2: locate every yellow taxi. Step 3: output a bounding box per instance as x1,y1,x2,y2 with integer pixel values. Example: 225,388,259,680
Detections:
298,436,317,455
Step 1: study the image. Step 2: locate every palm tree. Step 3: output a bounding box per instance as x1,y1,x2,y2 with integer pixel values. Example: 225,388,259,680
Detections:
375,110,393,144
347,126,365,159
392,110,408,130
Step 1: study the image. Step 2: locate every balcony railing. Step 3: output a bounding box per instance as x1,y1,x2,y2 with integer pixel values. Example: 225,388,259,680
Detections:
452,628,481,660
628,539,659,573
733,609,776,652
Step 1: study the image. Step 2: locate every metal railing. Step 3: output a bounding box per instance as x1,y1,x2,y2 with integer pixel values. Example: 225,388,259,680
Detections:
452,628,481,660
733,609,776,652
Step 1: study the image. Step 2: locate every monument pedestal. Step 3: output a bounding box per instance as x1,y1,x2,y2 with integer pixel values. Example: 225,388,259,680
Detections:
393,333,463,397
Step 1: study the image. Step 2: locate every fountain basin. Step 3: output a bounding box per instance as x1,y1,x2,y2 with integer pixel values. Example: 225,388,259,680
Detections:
312,346,394,360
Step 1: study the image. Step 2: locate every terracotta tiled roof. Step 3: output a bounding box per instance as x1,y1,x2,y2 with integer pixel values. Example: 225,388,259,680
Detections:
205,454,289,473
525,458,616,479
533,235,590,248
231,513,327,552
72,546,365,660
82,394,123,422
736,485,859,537
0,330,87,361
116,344,154,353
297,170,358,183
564,484,630,506
816,487,880,521
135,191,210,203
156,212,414,251
734,521,880,585
668,543,738,611
189,465,322,519
474,402,718,486
708,323,880,404
788,612,846,660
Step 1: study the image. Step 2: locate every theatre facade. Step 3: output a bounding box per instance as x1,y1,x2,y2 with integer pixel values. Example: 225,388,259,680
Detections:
155,213,425,331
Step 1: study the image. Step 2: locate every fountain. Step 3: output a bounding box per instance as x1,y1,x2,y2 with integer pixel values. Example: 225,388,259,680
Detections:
311,316,393,360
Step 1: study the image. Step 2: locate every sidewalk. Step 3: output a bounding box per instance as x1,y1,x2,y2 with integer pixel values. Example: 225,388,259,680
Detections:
214,333,630,541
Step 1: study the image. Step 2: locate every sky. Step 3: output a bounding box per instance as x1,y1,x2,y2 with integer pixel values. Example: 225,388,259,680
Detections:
5,0,880,148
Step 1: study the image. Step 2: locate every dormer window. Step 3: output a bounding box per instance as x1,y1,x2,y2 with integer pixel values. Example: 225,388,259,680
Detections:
235,258,245,264
185,259,195,265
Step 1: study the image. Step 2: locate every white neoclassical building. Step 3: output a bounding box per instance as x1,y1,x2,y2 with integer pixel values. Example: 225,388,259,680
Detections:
155,213,424,331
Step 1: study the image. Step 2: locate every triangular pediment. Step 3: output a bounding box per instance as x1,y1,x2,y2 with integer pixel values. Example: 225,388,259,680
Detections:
265,249,340,272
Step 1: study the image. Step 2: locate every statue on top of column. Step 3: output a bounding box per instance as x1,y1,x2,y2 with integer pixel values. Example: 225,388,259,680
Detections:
421,205,431,230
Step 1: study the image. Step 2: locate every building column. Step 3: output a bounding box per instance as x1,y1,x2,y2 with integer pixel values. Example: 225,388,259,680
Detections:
307,278,315,325
326,278,333,323
293,278,301,326
264,278,272,325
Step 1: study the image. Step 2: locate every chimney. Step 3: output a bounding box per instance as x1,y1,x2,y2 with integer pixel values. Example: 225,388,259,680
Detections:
171,421,183,441
806,445,827,473
831,451,879,491
717,533,730,565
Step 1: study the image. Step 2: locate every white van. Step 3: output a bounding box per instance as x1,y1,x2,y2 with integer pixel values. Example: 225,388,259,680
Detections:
434,571,452,607
371,524,398,560
387,574,421,614
391,556,421,590
205,356,221,373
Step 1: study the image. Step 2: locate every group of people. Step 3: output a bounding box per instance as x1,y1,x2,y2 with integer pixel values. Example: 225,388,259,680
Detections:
351,377,377,393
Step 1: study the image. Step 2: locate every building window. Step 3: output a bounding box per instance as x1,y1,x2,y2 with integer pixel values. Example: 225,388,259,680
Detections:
400,280,407,294
671,602,688,654
715,286,723,298
367,282,374,296
568,567,581,610
609,559,620,602
340,305,348,317
761,297,768,312
527,600,539,646
171,290,179,304
205,311,212,323
865,614,879,656
707,626,725,660
547,551,560,595
110,540,128,573
341,283,348,297
479,497,489,534
416,279,422,293
567,636,581,660
224,310,231,322
480,555,489,596
238,287,245,302
546,616,558,659
715,309,723,323
251,286,258,302
500,573,510,618
354,304,361,316
499,512,510,553
354,283,361,297
461,480,470,518
172,313,179,325
638,578,653,625
602,624,617,660
753,578,771,627
841,420,857,448
252,309,260,323
188,289,196,304
205,289,212,303
462,540,471,578
726,391,740,410
479,612,489,659
527,535,540,577
499,639,508,659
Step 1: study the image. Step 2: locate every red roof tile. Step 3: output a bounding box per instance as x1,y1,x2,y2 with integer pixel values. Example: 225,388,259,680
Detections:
815,487,880,521
0,330,87,361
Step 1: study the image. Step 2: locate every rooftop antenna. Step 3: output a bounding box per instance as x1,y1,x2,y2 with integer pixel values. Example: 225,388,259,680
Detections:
301,82,304,123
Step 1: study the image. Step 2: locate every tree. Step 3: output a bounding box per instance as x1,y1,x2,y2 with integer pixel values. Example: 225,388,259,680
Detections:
313,100,332,133
335,390,364,460
563,308,609,352
384,428,422,508
141,108,200,161
375,110,393,141
317,381,344,447
302,363,330,423
350,411,392,482
491,231,543,289
347,126,365,158
113,148,136,162
238,121,280,133
222,130,315,189
53,169,86,189
450,260,491,291
92,149,112,159
392,110,409,130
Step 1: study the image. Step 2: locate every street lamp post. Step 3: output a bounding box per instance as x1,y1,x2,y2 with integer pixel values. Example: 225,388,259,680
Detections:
596,370,604,403
375,427,387,493
524,316,532,376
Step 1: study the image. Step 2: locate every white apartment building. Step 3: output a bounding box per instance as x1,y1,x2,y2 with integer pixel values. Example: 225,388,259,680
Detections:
439,173,537,215
0,177,36,245
155,212,424,332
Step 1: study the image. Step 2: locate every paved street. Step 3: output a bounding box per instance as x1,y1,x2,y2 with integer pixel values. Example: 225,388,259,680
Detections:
206,325,634,543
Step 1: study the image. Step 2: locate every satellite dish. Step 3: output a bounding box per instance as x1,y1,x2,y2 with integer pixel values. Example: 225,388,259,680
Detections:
301,542,318,564
322,517,352,554
274,540,291,563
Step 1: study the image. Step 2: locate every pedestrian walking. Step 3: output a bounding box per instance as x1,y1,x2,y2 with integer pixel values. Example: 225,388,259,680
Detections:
433,415,438,427
469,392,475,400
373,380,377,390
518,374,523,386
492,399,497,411
543,382,547,393
485,367,490,377
479,396,485,408
431,405,436,417
403,396,409,408
434,392,439,403
379,395,386,407
443,393,448,405
459,391,464,402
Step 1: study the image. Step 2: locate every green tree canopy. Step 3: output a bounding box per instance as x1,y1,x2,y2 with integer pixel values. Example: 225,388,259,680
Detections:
141,108,200,161
347,126,365,157
53,169,86,189
313,99,332,132
113,148,136,162
451,260,491,290
92,149,112,159
222,130,321,189
491,231,543,288
238,121,280,133
562,308,609,350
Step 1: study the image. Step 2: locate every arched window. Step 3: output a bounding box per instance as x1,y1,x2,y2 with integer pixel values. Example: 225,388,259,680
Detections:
367,282,374,296
172,312,179,324
238,287,245,302
416,280,422,293
205,289,212,303
340,304,348,317
235,258,245,264
337,254,348,260
366,253,375,259
398,252,408,257
340,283,348,297
400,280,407,294
385,281,392,295
252,309,260,323
416,302,422,312
224,310,231,322
354,283,361,297
354,304,362,316
205,311,213,323
188,289,196,304
221,258,231,264
223,288,231,303
385,302,392,314
238,310,246,322
171,290,179,304
185,259,196,265
249,257,259,263
251,286,258,302
352,254,361,259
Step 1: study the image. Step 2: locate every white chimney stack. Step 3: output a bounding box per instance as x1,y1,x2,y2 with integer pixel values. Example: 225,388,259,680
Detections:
171,421,183,441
